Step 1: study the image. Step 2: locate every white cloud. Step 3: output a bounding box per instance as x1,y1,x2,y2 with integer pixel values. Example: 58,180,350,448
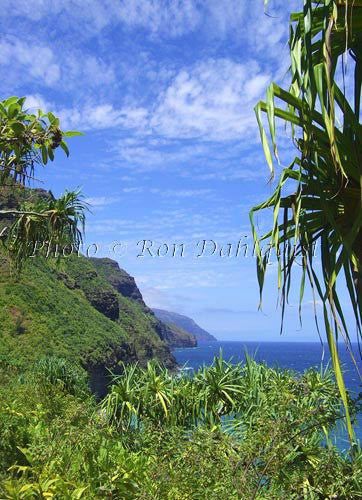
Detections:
84,196,121,207
55,103,148,131
191,167,266,181
0,0,201,37
31,57,268,142
0,35,116,94
150,59,269,141
24,94,52,113
0,0,298,44
159,188,213,198
67,54,116,87
113,138,219,170
0,0,113,29
0,38,60,86
86,203,235,238
136,267,239,290
113,0,201,36
122,187,144,194
119,107,149,129
57,58,269,139
24,96,133,134
86,187,214,204
57,104,122,130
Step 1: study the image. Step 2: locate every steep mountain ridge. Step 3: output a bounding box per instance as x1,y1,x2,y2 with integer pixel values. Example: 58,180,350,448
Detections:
0,253,179,396
152,309,217,342
90,258,197,348
0,186,196,396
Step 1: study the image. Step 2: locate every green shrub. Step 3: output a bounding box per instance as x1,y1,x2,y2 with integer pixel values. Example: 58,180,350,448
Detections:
31,356,89,396
0,354,360,499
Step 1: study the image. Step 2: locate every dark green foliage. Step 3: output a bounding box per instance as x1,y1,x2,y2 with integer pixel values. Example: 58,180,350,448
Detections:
0,97,87,269
31,356,89,396
137,427,243,500
0,354,360,499
0,252,177,397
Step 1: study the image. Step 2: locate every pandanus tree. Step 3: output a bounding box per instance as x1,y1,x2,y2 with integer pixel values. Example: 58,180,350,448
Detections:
251,0,362,442
0,96,87,268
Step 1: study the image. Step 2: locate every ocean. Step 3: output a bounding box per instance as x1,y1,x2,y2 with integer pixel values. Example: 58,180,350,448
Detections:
172,341,362,447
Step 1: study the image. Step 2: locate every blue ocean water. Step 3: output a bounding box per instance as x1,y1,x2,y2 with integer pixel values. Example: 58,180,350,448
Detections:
173,341,362,446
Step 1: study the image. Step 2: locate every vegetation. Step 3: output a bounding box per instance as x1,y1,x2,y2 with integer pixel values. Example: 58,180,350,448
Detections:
152,308,217,342
1,3,361,497
251,0,362,441
0,96,87,268
0,252,177,395
161,321,197,348
0,353,360,499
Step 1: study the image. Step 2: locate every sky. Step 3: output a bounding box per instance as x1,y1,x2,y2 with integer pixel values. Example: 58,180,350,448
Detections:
1,0,356,341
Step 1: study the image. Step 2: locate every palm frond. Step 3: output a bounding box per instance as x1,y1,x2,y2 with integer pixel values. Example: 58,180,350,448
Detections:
251,0,362,445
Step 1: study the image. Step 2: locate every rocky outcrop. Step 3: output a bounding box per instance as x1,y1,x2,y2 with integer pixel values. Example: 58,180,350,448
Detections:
152,309,217,342
56,271,77,290
0,188,179,397
86,342,138,397
90,258,198,348
83,288,120,321
147,312,197,348
163,322,197,348
89,258,145,304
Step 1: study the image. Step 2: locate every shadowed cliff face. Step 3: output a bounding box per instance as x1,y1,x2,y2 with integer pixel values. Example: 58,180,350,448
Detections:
84,288,120,321
153,309,217,342
90,258,197,349
56,268,120,321
89,258,145,304
147,311,197,348
57,256,179,373
86,342,138,398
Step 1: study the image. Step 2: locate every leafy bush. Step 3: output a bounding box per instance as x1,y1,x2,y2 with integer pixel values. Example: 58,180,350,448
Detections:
31,356,89,396
0,354,361,499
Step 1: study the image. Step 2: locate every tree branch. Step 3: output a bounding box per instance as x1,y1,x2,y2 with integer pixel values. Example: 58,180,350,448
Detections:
0,210,48,217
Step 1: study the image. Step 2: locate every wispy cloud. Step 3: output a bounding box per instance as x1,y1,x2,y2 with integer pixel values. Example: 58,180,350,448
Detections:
0,36,116,97
84,196,121,207
120,187,214,198
24,94,52,113
33,57,268,141
158,188,213,198
0,38,60,86
150,59,270,141
0,0,298,43
58,104,125,130
201,306,256,315
136,267,238,290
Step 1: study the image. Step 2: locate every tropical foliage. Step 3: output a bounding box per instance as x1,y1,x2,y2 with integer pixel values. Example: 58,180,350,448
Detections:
0,96,87,268
251,0,362,442
0,251,176,385
0,354,360,499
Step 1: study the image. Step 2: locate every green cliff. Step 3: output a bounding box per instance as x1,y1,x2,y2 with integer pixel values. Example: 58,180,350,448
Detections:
89,258,197,349
152,309,217,342
0,253,178,395
0,185,197,395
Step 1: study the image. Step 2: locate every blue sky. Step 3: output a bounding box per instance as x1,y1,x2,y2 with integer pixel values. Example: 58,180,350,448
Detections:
2,0,354,341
